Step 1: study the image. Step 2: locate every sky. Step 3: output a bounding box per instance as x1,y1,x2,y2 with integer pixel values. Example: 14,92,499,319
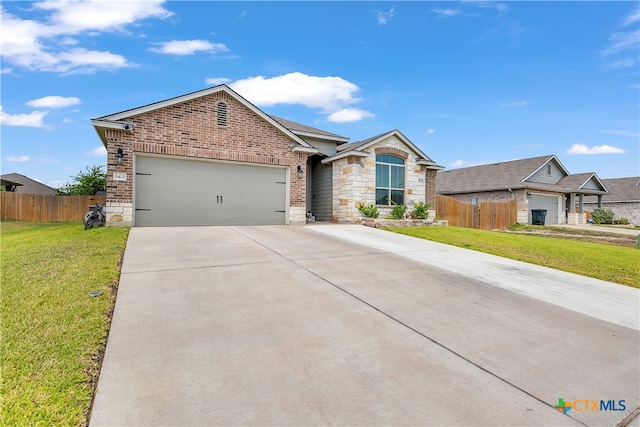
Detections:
1,1,639,190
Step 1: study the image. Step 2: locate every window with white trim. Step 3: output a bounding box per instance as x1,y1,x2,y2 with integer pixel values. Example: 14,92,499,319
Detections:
376,154,405,205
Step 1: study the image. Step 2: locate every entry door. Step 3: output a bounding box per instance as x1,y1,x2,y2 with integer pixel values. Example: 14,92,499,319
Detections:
134,156,287,226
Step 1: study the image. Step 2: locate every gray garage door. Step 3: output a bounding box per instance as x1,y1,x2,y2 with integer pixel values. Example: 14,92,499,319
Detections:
529,194,559,225
135,156,287,226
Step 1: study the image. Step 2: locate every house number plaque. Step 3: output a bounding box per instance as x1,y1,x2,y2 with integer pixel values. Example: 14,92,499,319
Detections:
113,172,127,181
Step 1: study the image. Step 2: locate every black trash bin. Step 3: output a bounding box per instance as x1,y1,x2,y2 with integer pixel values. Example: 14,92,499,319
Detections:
531,209,547,225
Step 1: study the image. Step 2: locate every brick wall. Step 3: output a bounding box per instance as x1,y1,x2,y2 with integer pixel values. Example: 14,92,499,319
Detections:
106,92,309,225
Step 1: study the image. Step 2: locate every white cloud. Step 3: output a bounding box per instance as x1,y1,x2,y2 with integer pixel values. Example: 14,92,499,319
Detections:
7,155,31,162
230,72,361,111
502,100,529,107
375,6,396,25
622,8,640,26
26,96,80,108
149,40,229,56
0,1,171,73
426,128,436,135
88,146,107,156
433,8,461,18
566,144,626,155
206,77,232,86
0,106,47,127
600,8,640,70
327,108,374,123
599,130,640,138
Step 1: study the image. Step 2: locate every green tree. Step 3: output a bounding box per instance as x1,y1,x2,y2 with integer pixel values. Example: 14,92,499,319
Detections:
58,165,107,196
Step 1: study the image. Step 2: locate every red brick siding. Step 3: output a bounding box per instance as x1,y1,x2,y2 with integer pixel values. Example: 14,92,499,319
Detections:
425,169,437,207
106,92,308,207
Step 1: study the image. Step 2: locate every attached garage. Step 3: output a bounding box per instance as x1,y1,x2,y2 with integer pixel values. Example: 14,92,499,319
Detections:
134,156,287,226
529,194,560,225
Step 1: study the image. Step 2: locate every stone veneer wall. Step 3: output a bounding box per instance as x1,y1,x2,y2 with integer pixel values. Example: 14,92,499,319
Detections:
583,201,640,225
332,135,429,223
104,91,309,226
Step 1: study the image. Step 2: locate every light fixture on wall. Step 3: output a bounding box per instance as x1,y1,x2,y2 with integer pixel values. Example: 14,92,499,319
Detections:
297,165,304,178
115,147,124,166
527,191,532,199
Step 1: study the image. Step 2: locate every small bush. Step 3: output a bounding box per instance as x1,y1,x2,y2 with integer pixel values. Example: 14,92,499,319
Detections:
411,201,431,219
591,208,614,224
613,218,630,225
357,203,379,219
389,201,407,219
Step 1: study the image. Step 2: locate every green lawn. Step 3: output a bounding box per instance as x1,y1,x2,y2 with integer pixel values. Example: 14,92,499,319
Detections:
387,226,639,288
1,221,129,426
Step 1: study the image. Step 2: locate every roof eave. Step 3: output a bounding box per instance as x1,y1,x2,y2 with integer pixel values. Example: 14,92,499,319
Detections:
321,150,369,164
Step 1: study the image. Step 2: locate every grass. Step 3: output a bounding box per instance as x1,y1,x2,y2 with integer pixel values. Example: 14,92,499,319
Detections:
387,226,639,288
1,221,128,426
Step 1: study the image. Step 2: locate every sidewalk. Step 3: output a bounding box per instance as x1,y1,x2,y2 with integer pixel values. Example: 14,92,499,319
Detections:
548,223,640,236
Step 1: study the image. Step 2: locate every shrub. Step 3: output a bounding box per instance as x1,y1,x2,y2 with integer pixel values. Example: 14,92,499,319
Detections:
389,201,407,219
613,218,630,225
357,203,379,219
411,201,431,219
591,208,614,224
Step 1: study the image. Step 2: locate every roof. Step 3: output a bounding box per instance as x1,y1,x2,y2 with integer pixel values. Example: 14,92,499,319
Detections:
0,173,57,195
591,177,640,202
323,129,444,169
270,116,349,143
437,155,607,195
91,85,315,152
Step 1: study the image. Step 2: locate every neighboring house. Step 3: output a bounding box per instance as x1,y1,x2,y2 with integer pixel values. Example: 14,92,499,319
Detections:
0,173,57,195
583,177,640,225
436,155,608,225
91,85,442,227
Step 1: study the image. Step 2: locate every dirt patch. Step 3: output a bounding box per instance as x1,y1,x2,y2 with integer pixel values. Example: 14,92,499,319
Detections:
502,227,638,248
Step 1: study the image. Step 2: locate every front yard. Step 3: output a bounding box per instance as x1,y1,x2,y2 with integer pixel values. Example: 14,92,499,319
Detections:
0,221,128,426
388,226,639,288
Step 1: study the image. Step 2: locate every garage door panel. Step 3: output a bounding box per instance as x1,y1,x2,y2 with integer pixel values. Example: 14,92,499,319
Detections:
134,156,287,226
529,194,559,225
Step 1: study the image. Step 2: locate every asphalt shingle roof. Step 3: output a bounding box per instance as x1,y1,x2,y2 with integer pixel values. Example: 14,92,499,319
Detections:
598,177,640,202
270,116,349,141
437,155,555,193
0,173,58,195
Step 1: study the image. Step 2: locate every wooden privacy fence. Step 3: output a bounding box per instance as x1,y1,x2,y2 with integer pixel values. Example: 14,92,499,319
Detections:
0,192,106,223
436,194,517,230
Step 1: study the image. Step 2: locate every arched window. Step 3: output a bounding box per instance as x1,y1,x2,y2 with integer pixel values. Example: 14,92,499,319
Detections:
217,102,227,126
376,154,405,205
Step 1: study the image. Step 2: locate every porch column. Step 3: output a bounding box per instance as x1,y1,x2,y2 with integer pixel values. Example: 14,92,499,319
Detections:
578,193,584,213
598,195,602,208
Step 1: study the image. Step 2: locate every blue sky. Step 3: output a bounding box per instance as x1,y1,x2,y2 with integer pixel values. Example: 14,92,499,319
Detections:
1,1,638,189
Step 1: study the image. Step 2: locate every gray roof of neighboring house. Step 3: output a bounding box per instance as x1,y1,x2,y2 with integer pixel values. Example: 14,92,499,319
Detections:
270,116,349,143
591,177,640,202
436,155,607,195
0,173,58,195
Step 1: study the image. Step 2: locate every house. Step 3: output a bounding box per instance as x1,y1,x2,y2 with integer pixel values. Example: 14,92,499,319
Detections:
91,85,442,227
436,155,608,225
583,177,640,225
0,173,58,195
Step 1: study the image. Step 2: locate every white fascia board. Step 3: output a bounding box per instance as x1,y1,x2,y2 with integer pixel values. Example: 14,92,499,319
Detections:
321,150,369,164
580,173,608,193
292,146,319,154
91,119,134,130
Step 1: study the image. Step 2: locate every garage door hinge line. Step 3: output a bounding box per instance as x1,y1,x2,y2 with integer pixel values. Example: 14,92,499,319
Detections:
299,265,588,426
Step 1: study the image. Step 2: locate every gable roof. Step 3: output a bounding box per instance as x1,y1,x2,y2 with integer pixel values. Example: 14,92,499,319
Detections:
593,177,640,202
91,85,315,152
0,173,57,195
322,129,444,169
270,116,349,143
437,155,607,195
556,173,607,192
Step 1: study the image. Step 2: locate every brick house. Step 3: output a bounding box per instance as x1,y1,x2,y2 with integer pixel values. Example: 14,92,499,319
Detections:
91,85,442,227
583,177,640,225
436,155,608,225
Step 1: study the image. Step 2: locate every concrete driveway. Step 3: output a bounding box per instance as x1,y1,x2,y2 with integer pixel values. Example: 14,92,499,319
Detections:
90,224,639,427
